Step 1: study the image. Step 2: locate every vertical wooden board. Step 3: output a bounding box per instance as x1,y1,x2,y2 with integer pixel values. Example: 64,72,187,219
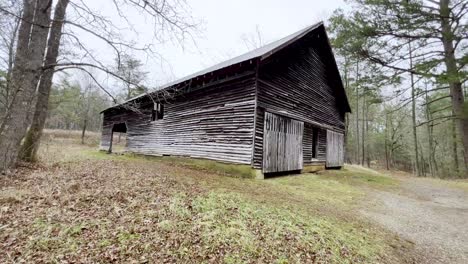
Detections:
263,112,304,173
298,122,304,169
326,130,344,167
263,113,270,171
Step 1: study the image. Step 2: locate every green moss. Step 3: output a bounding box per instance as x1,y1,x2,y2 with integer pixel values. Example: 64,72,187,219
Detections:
88,151,258,178
176,158,256,179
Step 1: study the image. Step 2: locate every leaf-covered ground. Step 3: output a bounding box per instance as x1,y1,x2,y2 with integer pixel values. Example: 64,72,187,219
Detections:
0,131,416,263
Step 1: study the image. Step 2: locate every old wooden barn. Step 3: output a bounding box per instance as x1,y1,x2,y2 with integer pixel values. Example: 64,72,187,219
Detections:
100,22,351,178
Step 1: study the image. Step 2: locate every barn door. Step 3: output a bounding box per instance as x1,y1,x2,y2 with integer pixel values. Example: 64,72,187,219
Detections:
326,130,344,168
263,112,304,173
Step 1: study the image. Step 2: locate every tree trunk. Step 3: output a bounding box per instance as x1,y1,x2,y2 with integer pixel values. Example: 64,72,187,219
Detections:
343,56,350,163
408,40,420,176
355,61,360,164
424,83,436,177
81,83,92,145
0,0,51,172
81,118,87,145
385,113,389,170
361,89,366,166
366,105,370,168
3,15,21,110
452,117,460,174
464,82,467,100
20,0,69,162
440,0,468,172
0,0,34,134
419,145,426,176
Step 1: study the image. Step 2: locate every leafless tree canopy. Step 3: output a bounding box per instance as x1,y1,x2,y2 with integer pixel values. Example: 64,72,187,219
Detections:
0,0,200,171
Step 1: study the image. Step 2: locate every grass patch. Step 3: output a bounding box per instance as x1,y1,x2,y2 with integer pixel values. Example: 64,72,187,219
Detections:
120,154,258,178
61,147,258,179
317,165,399,189
264,173,364,209
28,218,84,255
81,151,382,214
0,130,413,263
446,180,468,192
420,178,468,192
156,191,384,263
42,136,261,183
172,157,257,178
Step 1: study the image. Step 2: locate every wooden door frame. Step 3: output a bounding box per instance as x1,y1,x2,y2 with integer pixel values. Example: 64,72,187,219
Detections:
108,122,127,153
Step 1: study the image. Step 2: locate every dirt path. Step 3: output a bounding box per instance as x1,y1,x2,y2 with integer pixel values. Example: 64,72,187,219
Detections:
361,174,468,263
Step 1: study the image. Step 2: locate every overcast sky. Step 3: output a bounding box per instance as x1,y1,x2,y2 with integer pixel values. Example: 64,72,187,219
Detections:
73,0,347,91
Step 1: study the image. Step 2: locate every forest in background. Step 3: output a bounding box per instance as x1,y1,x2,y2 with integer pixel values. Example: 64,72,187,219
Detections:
328,0,467,177
0,0,466,177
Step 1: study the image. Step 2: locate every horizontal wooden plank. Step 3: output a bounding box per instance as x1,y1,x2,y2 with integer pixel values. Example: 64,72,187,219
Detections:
100,74,257,165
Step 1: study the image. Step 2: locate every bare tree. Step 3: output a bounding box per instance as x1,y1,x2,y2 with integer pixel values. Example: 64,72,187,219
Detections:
241,25,264,50
0,0,21,113
424,81,437,177
0,0,199,171
0,0,51,172
114,54,148,100
79,72,94,144
21,0,69,162
408,40,421,176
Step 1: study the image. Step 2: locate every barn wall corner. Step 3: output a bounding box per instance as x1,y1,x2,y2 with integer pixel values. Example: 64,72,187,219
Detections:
254,169,264,180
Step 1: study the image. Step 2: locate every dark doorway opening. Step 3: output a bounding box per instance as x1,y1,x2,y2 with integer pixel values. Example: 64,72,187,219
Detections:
263,170,302,179
109,123,127,153
151,102,164,121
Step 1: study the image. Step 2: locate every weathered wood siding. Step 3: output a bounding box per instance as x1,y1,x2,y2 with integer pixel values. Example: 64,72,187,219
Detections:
316,129,327,161
253,108,265,168
101,27,347,171
326,130,344,167
253,30,346,169
263,112,303,173
100,74,257,164
303,124,314,162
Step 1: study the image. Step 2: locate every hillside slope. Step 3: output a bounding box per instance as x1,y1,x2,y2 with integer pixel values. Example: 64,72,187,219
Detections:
0,131,421,263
